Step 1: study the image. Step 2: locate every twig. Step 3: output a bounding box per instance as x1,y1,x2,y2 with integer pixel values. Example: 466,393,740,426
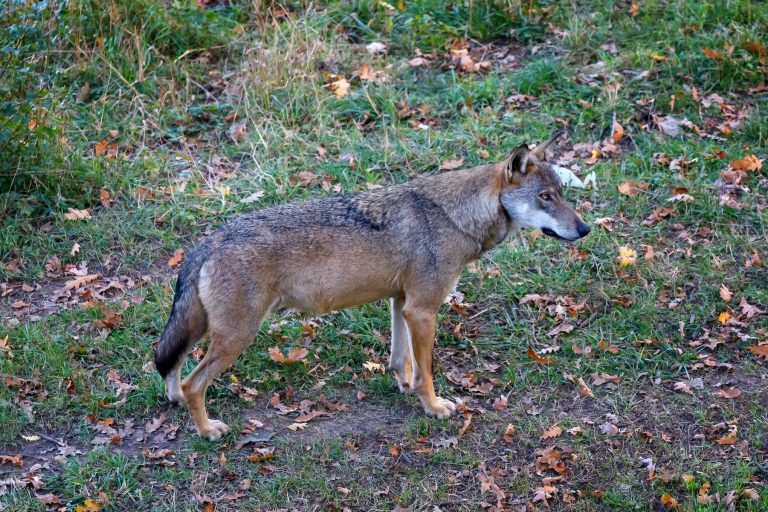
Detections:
33,432,66,447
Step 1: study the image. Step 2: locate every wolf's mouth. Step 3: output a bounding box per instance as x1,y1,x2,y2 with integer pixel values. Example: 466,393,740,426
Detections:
541,227,570,241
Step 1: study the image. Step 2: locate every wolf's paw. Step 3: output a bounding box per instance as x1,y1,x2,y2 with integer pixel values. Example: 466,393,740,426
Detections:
166,391,185,406
423,397,457,419
198,419,230,441
393,369,413,394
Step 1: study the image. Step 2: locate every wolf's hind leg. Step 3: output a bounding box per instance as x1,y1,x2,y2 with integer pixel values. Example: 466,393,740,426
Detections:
388,296,414,392
181,328,253,441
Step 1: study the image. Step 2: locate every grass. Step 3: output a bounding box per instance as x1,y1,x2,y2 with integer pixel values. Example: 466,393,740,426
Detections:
2,0,768,510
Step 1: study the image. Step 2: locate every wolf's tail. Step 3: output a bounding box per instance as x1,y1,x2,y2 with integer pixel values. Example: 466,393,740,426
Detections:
154,246,209,378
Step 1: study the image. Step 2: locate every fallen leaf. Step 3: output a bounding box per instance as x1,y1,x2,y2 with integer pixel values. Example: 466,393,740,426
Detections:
527,347,553,365
716,428,738,445
502,424,516,443
748,344,768,360
577,377,594,397
94,140,108,156
363,361,385,372
458,412,473,437
718,311,731,325
37,493,61,505
730,155,762,172
599,421,619,436
719,284,733,302
295,410,329,423
610,120,625,143
247,448,274,463
714,387,741,399
365,41,387,55
618,181,649,196
0,454,23,466
547,323,575,337
326,77,350,98
660,494,679,508
492,395,508,411
439,157,465,171
618,246,638,266
591,373,620,386
702,48,724,60
167,249,185,268
584,148,601,165
287,423,306,431
657,116,681,136
541,425,562,440
742,488,760,501
64,274,99,290
674,381,693,395
642,206,675,226
408,56,429,67
64,208,92,221
240,191,265,204
145,413,167,433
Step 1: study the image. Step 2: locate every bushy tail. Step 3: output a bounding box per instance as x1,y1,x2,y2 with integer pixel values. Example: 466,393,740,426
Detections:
154,247,209,378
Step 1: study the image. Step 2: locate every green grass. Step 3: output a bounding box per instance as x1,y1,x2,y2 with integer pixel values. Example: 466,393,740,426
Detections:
2,0,768,510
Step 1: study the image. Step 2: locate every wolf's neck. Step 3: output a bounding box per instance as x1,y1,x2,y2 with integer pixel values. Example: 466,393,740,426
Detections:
420,167,507,254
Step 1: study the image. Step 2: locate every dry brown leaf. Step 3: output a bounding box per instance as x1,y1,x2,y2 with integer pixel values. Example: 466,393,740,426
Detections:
64,208,92,221
268,346,308,364
660,494,679,508
167,249,185,268
642,206,675,226
145,413,167,433
702,48,724,60
0,454,23,466
618,181,649,196
674,381,693,395
730,154,762,172
94,140,108,156
714,387,741,399
599,421,619,436
541,425,562,440
527,347,553,365
64,274,99,290
439,157,465,171
547,323,575,337
748,344,768,360
458,412,473,437
326,77,350,98
719,284,733,302
577,377,593,397
37,493,62,505
716,428,738,445
295,410,329,423
591,373,620,386
610,120,625,143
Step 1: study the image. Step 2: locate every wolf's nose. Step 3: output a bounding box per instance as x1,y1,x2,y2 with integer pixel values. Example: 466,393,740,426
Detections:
577,223,591,238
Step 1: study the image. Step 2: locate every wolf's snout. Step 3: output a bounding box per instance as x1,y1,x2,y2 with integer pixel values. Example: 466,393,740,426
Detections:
576,221,591,238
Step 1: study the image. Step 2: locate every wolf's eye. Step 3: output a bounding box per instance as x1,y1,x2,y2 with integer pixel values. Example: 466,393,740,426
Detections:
540,192,552,201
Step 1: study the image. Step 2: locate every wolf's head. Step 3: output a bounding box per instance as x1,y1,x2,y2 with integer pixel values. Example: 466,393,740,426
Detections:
498,132,590,241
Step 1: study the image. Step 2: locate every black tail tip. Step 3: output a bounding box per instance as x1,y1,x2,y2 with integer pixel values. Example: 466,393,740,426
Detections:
154,345,173,379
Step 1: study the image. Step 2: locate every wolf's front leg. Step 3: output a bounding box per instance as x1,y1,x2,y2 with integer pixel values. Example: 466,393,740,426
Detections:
402,303,456,418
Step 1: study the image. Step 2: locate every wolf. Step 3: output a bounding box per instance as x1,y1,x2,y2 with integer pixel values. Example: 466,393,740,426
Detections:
154,131,590,440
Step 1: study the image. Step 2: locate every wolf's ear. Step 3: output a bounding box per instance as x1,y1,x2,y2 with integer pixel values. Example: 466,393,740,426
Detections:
531,130,564,162
504,144,530,182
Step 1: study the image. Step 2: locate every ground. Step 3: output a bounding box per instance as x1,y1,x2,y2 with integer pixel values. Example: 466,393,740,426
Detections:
1,1,767,510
